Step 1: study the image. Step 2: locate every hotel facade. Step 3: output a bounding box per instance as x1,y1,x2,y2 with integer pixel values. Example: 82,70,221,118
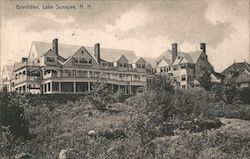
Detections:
3,39,218,94
12,39,153,94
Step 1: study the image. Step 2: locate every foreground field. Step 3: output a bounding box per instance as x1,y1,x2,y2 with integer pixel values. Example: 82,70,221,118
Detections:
1,84,250,158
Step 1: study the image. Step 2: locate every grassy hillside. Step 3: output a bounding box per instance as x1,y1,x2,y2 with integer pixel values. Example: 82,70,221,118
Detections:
1,80,250,158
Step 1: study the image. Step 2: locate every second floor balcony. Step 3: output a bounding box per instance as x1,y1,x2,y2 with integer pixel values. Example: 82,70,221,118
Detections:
43,71,147,83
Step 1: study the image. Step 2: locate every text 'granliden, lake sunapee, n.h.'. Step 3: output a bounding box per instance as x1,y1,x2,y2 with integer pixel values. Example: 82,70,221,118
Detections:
16,4,92,10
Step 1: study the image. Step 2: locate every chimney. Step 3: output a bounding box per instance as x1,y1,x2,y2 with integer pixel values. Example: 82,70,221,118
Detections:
200,43,206,53
94,43,100,63
172,43,177,62
52,38,58,55
22,58,28,63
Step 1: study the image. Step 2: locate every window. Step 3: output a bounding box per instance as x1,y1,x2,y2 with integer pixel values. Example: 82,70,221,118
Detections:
182,85,186,89
136,64,145,69
124,63,127,67
173,65,178,70
89,59,92,64
74,58,79,63
47,56,55,62
188,64,194,69
44,84,47,92
180,63,186,69
119,63,123,67
72,70,76,77
84,59,88,64
160,68,163,72
48,83,51,92
181,75,186,81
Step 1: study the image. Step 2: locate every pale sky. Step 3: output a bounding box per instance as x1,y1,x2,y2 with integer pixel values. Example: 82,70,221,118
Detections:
0,0,249,72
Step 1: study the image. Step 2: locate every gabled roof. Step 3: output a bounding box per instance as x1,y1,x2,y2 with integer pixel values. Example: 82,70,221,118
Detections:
181,53,194,63
210,71,224,83
84,46,136,62
235,69,250,83
221,62,250,75
3,65,14,72
185,51,202,63
129,57,147,64
2,65,14,78
157,49,202,65
32,41,137,63
157,57,171,67
157,49,172,62
143,57,158,68
172,56,182,65
211,71,225,79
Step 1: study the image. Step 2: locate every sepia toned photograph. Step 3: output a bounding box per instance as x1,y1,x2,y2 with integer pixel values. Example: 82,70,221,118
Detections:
0,0,250,158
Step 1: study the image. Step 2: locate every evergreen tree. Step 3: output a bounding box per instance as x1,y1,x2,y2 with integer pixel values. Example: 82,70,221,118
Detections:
0,88,30,140
199,71,212,91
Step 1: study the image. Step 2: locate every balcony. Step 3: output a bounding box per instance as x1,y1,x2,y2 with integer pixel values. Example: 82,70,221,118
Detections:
42,71,147,83
14,77,27,85
14,62,40,71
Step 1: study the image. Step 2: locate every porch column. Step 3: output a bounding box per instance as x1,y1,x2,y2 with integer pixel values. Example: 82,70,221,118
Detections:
59,82,61,93
87,71,90,78
51,82,53,93
58,70,61,78
88,82,90,93
125,85,127,95
118,85,120,92
111,84,114,93
129,85,132,95
46,83,49,93
73,82,76,93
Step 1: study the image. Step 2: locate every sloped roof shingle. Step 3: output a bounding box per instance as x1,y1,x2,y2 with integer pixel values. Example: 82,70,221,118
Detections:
221,62,250,75
32,41,137,63
157,49,202,65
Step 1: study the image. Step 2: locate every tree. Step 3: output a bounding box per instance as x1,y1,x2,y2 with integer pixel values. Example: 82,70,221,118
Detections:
87,78,115,111
199,71,212,91
0,89,30,140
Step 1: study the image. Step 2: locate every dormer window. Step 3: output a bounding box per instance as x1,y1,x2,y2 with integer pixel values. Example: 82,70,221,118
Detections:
47,56,55,62
181,75,186,81
136,64,145,69
180,63,186,69
79,58,85,64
